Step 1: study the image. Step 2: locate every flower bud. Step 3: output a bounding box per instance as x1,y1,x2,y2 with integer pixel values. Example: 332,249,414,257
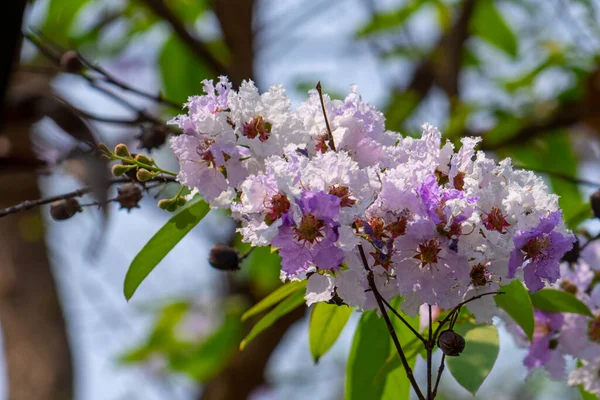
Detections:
116,183,143,212
208,244,240,271
437,329,465,357
111,164,133,177
97,143,111,156
114,144,130,158
134,153,154,165
137,124,168,152
50,198,82,221
591,190,600,219
136,168,154,182
60,50,83,73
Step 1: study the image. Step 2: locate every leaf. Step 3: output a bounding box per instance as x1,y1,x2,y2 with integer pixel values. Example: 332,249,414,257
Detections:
247,246,284,296
123,199,210,300
357,0,429,37
241,280,307,321
346,311,391,400
309,303,353,363
495,280,534,341
530,289,594,317
471,0,518,58
580,385,600,400
41,0,91,43
159,35,213,104
240,288,306,350
446,323,500,394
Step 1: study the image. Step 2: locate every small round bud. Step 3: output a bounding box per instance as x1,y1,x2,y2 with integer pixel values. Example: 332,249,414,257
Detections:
114,144,130,158
50,198,82,221
209,244,240,271
134,154,154,165
158,198,173,210
116,183,143,212
137,124,168,152
60,50,83,73
177,197,187,206
437,330,465,357
136,168,154,182
97,143,111,156
591,190,600,219
111,164,133,177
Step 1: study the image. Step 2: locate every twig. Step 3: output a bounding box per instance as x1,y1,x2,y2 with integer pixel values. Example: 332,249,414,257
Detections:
380,297,426,344
358,244,425,400
432,354,445,398
427,304,433,399
315,81,336,151
0,176,177,218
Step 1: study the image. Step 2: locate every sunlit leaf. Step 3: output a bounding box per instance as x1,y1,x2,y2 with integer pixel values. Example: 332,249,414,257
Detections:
446,323,499,394
123,199,210,300
247,246,284,296
471,0,518,58
40,0,91,43
357,0,429,36
531,289,594,317
495,280,534,341
309,303,353,363
240,288,305,350
241,280,307,321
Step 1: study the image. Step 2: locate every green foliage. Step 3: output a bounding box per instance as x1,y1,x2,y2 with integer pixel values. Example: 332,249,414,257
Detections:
123,198,210,300
530,289,594,317
357,0,429,37
241,280,307,321
246,246,284,296
581,385,600,399
159,35,213,104
240,288,305,350
494,280,535,341
309,303,353,363
446,323,500,394
470,0,519,58
40,0,91,44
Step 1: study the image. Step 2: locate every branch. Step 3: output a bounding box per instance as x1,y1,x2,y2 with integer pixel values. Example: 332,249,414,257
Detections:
140,0,229,79
0,176,177,218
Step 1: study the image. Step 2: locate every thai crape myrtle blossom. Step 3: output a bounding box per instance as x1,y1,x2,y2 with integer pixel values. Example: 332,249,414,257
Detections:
169,77,575,320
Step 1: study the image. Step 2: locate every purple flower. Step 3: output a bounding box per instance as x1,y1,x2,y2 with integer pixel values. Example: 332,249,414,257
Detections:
524,310,565,378
509,211,575,292
272,191,344,276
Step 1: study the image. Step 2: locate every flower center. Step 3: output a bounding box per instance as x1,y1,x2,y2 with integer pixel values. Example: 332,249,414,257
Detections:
588,316,600,343
413,239,442,268
295,214,325,243
368,217,388,240
469,264,489,287
315,135,329,154
453,172,466,190
329,185,356,208
243,116,272,142
482,207,510,233
522,236,552,261
197,139,216,166
264,193,290,225
386,216,408,238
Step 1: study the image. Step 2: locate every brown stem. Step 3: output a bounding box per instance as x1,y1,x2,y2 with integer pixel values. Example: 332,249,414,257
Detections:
380,296,426,344
427,304,433,399
432,354,446,398
315,81,336,152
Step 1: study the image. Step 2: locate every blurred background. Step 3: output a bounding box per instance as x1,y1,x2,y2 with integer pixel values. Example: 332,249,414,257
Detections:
1,0,600,399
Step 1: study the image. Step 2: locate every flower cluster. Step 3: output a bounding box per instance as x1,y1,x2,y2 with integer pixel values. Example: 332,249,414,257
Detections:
506,241,600,394
169,77,574,321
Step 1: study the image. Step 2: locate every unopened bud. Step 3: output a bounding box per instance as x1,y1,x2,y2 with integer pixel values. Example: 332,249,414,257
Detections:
97,143,111,156
591,190,600,219
209,244,240,271
134,153,154,165
50,198,82,221
60,50,83,73
114,144,130,158
437,330,465,356
137,124,168,152
116,183,143,212
111,164,133,177
136,168,154,182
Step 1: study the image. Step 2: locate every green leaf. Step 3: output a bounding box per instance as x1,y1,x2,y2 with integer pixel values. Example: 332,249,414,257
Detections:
241,280,307,321
471,0,518,58
580,385,600,400
530,289,594,317
247,246,284,296
446,323,500,394
123,199,210,300
357,0,429,37
346,311,391,400
40,0,91,43
240,288,306,350
494,280,534,341
309,303,353,363
159,35,213,104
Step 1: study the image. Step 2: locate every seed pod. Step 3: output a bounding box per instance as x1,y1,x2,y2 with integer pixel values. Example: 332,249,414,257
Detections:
134,153,154,165
437,329,465,356
208,244,240,271
136,168,154,182
50,198,82,221
60,50,83,73
111,164,133,177
137,124,168,152
116,183,143,212
591,190,600,219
